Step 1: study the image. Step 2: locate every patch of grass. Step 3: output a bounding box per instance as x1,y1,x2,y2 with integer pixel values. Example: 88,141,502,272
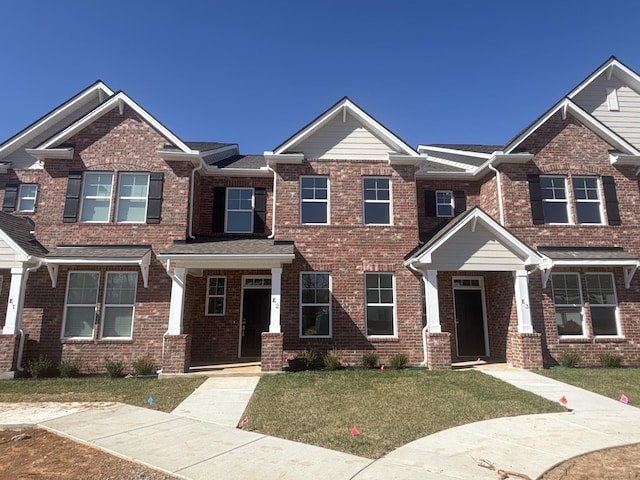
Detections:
242,370,563,459
538,367,640,405
0,377,206,412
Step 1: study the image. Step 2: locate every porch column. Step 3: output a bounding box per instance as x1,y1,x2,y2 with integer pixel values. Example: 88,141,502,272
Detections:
167,267,186,335
425,270,441,332
269,267,282,333
2,267,28,335
514,269,533,333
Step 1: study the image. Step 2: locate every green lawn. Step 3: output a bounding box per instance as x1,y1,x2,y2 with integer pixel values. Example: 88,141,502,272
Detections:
242,369,564,459
0,376,206,412
537,367,640,406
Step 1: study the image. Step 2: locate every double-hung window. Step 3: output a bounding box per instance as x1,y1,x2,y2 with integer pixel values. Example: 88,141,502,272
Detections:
116,173,149,223
365,273,395,336
206,276,226,315
540,176,569,224
300,272,331,337
17,184,38,212
226,188,254,233
80,173,113,222
436,190,454,217
300,176,329,224
101,272,137,339
63,272,100,338
586,273,619,336
572,176,602,224
363,177,391,225
551,273,584,336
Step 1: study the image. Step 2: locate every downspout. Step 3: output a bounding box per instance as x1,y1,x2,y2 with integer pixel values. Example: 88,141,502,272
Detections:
407,261,429,366
266,162,277,239
16,260,42,372
487,161,504,225
188,160,205,239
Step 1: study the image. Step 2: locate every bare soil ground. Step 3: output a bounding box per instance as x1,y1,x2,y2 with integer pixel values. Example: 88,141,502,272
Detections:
0,428,178,480
540,442,640,479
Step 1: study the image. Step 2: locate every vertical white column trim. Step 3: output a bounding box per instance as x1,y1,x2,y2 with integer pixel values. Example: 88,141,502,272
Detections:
514,269,533,333
167,267,186,335
425,270,441,333
269,267,282,333
3,267,27,335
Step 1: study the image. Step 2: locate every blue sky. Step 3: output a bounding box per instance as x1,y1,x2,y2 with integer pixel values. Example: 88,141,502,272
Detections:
3,1,640,154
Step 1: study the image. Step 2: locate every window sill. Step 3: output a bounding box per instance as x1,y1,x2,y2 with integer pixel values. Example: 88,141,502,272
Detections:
594,336,625,343
367,336,399,342
558,336,590,343
300,335,332,339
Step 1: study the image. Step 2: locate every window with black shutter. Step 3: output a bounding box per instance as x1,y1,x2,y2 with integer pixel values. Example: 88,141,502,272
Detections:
63,172,83,222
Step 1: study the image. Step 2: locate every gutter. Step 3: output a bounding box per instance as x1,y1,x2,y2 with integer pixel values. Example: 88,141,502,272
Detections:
406,261,429,367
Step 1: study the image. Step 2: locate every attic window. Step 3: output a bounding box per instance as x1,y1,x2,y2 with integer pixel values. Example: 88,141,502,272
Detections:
607,88,619,111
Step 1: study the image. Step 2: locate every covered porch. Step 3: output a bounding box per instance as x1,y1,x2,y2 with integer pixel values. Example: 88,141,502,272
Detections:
406,207,544,369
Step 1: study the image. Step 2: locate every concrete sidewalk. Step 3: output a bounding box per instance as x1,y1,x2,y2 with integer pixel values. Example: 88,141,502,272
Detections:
2,366,640,479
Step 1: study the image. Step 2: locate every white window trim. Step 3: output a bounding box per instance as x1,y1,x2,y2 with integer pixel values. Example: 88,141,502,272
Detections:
299,272,332,338
551,272,587,338
572,176,604,225
99,272,137,340
61,271,99,340
17,184,38,212
586,272,622,338
541,175,571,225
115,172,149,224
362,177,392,225
607,87,619,111
300,176,330,225
436,190,454,218
80,172,114,223
365,272,397,338
225,187,254,233
205,276,227,316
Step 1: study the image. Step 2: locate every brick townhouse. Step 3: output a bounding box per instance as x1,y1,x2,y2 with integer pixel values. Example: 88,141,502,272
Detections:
1,56,640,377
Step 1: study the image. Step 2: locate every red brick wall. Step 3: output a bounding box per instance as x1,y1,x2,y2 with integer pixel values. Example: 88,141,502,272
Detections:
416,179,482,234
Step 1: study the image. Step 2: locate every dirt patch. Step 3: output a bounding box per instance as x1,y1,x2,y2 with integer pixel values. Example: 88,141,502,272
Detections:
541,442,640,479
0,428,178,480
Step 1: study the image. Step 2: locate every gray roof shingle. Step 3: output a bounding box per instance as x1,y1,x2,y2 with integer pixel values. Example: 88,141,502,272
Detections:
161,238,294,256
0,212,48,257
209,154,267,169
46,245,151,260
537,246,639,261
426,144,504,154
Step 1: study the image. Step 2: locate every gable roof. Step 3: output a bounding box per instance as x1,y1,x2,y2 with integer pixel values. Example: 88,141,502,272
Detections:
269,97,419,158
0,212,48,260
567,56,640,100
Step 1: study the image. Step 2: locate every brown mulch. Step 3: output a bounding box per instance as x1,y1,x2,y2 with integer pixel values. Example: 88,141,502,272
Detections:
540,442,640,479
0,428,178,480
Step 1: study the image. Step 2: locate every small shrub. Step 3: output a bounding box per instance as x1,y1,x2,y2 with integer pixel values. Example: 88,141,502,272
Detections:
58,358,83,378
26,355,53,379
323,350,342,371
600,352,623,368
362,352,379,369
300,350,318,369
133,356,156,376
389,353,408,370
560,350,581,368
104,358,125,378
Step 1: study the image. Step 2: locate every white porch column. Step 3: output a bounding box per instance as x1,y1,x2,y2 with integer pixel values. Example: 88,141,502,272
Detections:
167,267,186,335
2,267,28,335
425,269,441,333
269,267,282,333
514,269,533,333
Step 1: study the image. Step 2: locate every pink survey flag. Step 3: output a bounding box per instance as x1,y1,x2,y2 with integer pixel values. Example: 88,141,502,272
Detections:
239,416,249,427
620,394,629,404
559,396,568,405
380,365,385,371
351,425,360,437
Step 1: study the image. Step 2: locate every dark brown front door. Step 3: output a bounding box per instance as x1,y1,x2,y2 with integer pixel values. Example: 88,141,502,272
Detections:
454,289,487,357
240,288,271,358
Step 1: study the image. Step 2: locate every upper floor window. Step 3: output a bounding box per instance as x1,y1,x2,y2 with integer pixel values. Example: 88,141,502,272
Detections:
363,177,391,225
206,276,226,315
213,186,266,234
425,190,466,218
551,273,584,337
436,190,454,217
300,272,331,337
586,273,619,336
572,176,602,224
116,173,149,223
300,176,329,224
80,173,113,222
365,272,396,336
226,188,254,233
540,176,569,224
2,183,39,213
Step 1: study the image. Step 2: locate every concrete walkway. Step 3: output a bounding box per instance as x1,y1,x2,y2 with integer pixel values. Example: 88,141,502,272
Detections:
1,366,640,479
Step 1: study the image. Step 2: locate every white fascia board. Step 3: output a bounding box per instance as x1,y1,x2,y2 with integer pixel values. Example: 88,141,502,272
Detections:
0,82,113,158
38,92,192,153
388,154,424,166
264,153,305,164
157,253,295,269
203,166,272,177
158,150,201,163
416,154,534,180
417,145,495,159
568,59,640,99
25,147,74,161
551,259,640,267
609,153,640,166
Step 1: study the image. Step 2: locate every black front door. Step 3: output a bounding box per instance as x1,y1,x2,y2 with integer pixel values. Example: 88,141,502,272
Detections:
454,289,487,356
240,288,271,358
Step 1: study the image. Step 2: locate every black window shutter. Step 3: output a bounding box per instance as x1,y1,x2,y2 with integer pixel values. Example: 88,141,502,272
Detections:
146,172,164,224
602,176,621,226
527,174,544,225
63,172,82,222
213,187,226,233
425,190,436,217
2,184,18,212
453,191,466,216
254,187,266,233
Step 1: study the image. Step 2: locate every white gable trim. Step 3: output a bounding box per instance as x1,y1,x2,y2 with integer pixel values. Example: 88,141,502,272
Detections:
568,58,640,99
0,229,34,263
504,99,640,156
37,92,193,154
272,98,418,157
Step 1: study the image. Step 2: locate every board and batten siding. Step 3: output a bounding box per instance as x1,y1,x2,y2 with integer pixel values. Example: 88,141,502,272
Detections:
573,74,640,149
295,112,400,160
428,223,527,271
